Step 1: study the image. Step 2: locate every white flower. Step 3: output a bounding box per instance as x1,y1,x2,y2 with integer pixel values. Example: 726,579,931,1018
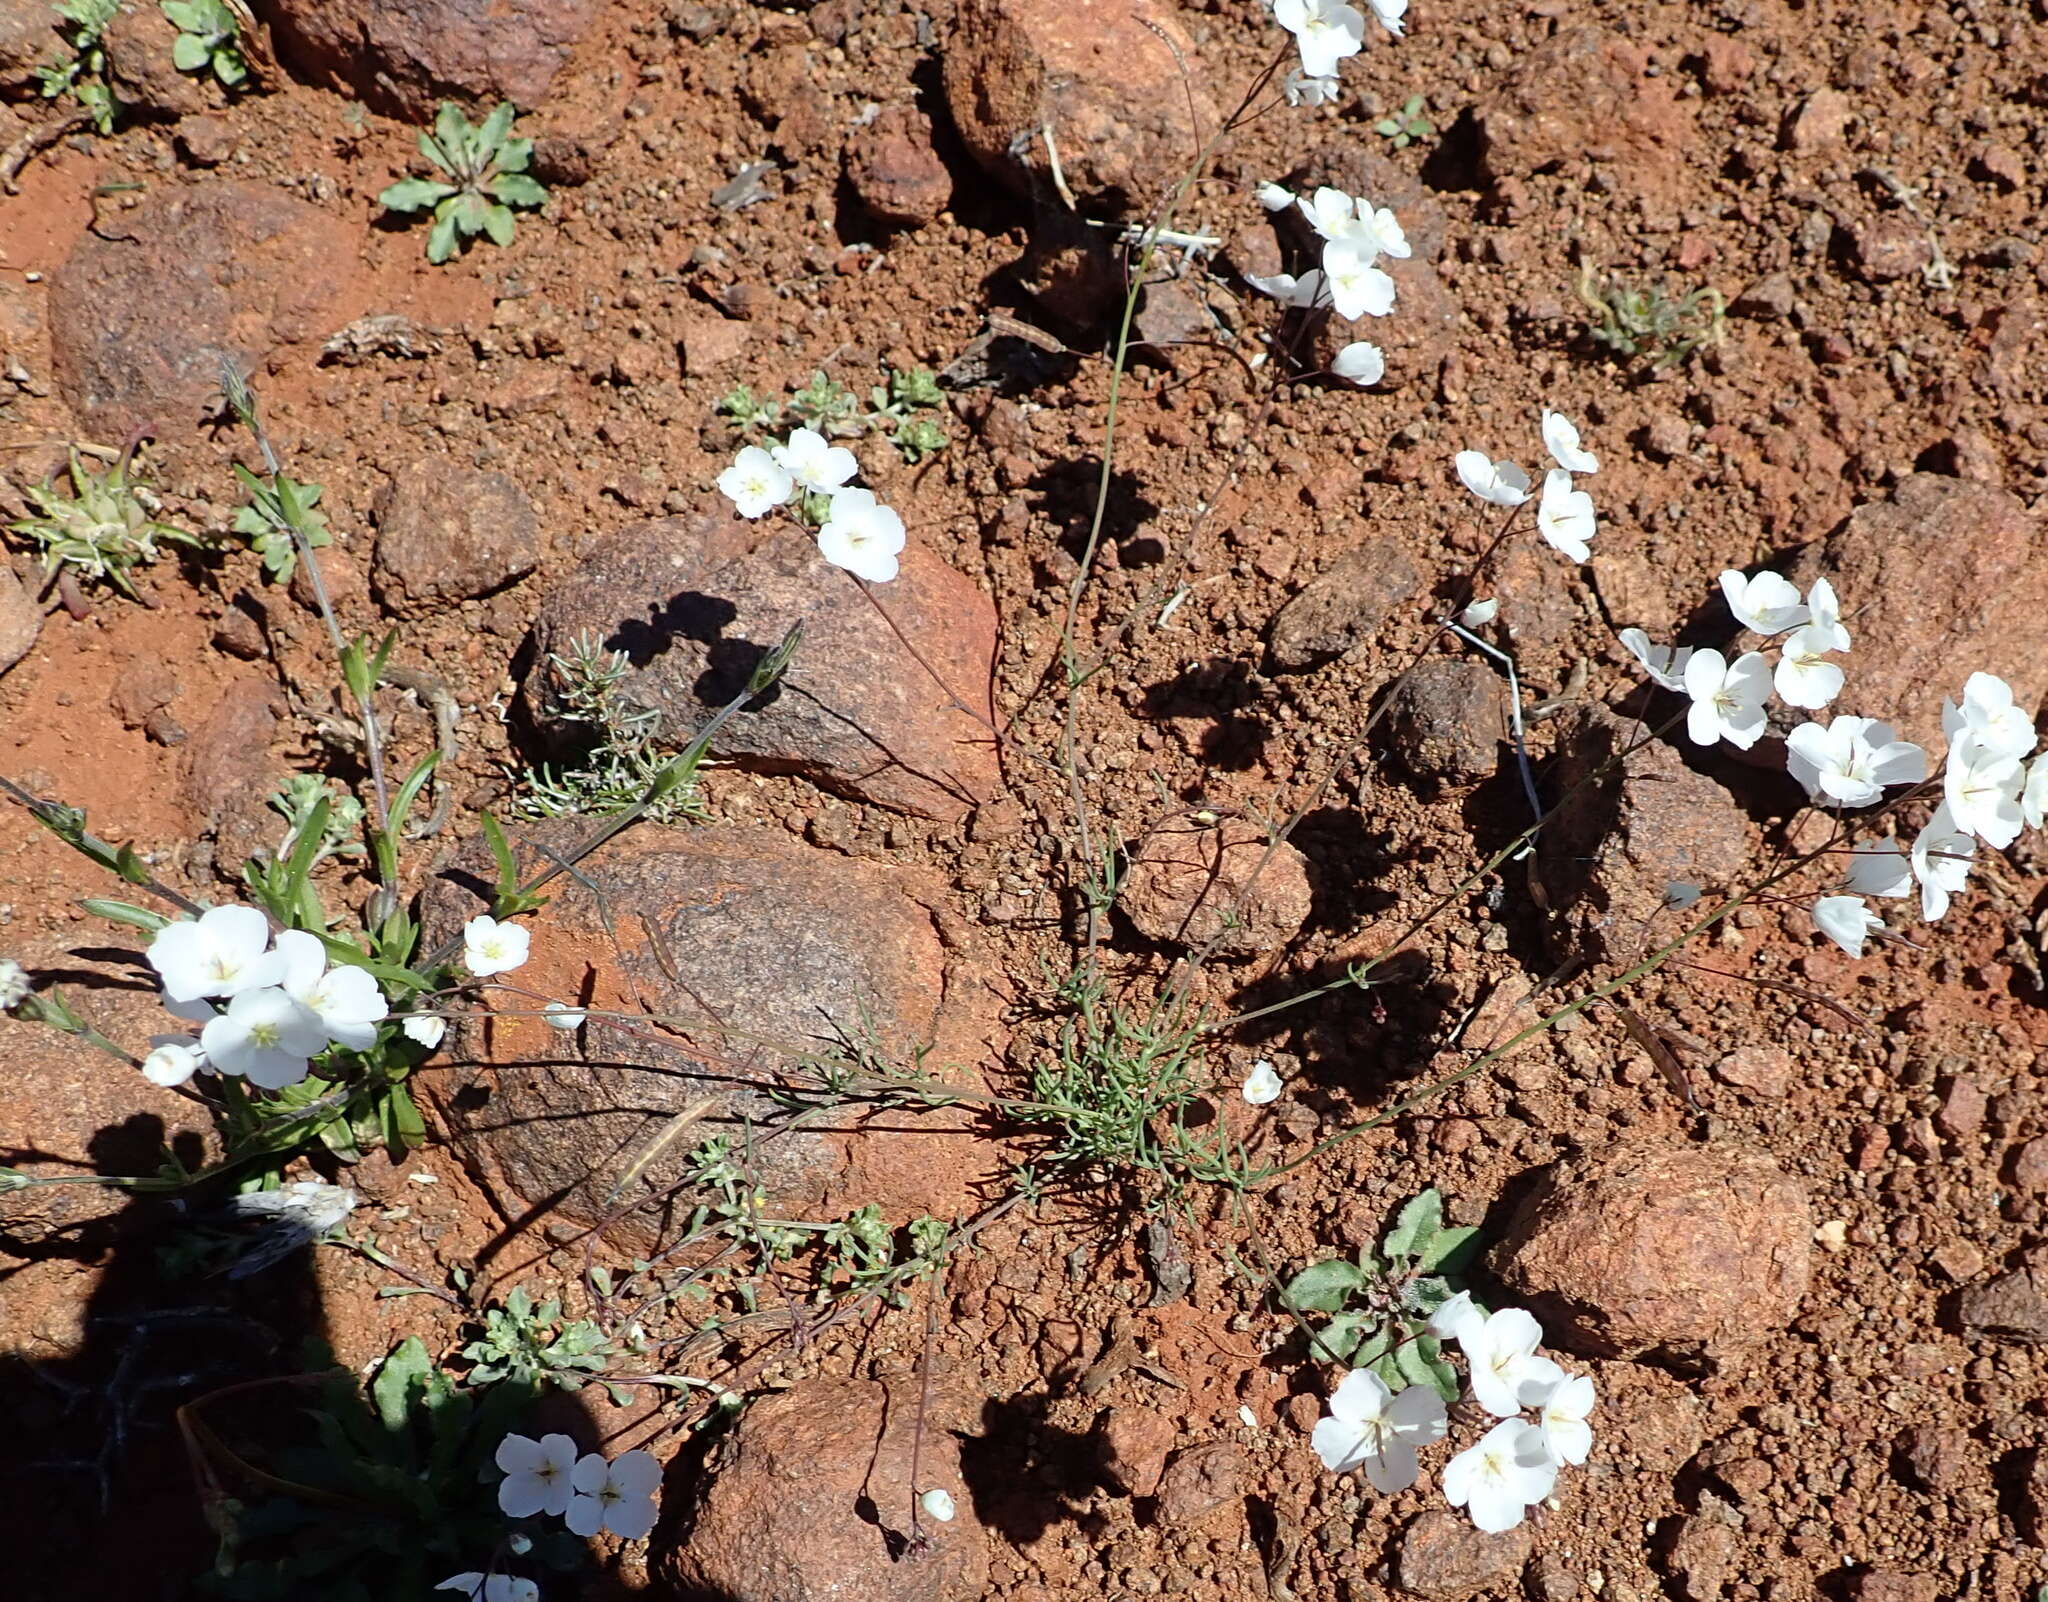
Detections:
463,915,531,978
817,487,907,583
229,1180,357,1238
497,1432,580,1519
1453,1306,1561,1419
1256,181,1296,212
1309,1369,1448,1493
1814,894,1885,957
436,1574,538,1602
1322,237,1395,319
200,986,327,1089
2024,753,2048,830
1535,469,1596,563
1331,341,1385,386
716,445,795,519
1241,1060,1283,1104
1540,409,1598,474
1773,624,1844,710
919,1487,957,1523
1283,69,1341,105
1805,578,1851,652
1910,802,1975,923
148,904,283,1003
566,1449,661,1541
1442,1419,1558,1534
1617,628,1693,692
1682,649,1772,751
275,929,388,1051
1299,189,1408,260
142,1039,204,1086
1453,451,1531,508
1843,840,1911,899
1460,598,1500,629
544,1002,586,1031
1424,1288,1481,1343
1272,0,1366,78
1941,672,2035,763
1366,0,1406,36
0,958,26,1010
770,427,858,495
1944,736,2024,848
1244,267,1326,308
1786,716,1928,806
1529,1370,1597,1467
404,1013,447,1049
1717,569,1809,635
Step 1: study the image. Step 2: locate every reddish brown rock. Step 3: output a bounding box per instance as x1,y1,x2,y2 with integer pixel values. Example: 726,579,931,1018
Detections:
1475,27,1693,189
1394,1508,1531,1599
1095,1407,1175,1497
1895,1422,1975,1491
0,0,59,91
0,561,39,677
1383,657,1506,784
1959,1268,2048,1344
846,105,952,228
1266,537,1422,673
661,1375,987,1602
249,0,600,118
523,506,1000,821
1713,1045,1792,1099
371,463,539,616
1783,87,1852,153
1783,475,2048,749
1848,214,1933,283
1119,819,1312,957
1659,1516,1739,1602
1154,1442,1240,1527
1493,1137,1813,1363
1539,705,1749,967
941,0,1217,214
178,677,289,877
101,0,212,119
1849,1574,1940,1602
421,824,998,1245
49,182,359,436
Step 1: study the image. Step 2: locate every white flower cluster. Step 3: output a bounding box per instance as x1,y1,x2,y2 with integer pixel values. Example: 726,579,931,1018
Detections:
1269,0,1405,105
1246,183,1409,385
1313,1294,1593,1533
1455,410,1599,563
1624,567,2048,956
497,1432,662,1538
143,906,388,1090
716,425,905,583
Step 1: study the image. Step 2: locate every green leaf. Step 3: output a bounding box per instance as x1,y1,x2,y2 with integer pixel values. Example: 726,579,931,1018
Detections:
480,202,515,247
1382,1189,1443,1262
1315,1311,1369,1363
426,208,459,263
371,1337,431,1433
79,896,168,932
494,136,533,173
379,177,455,212
489,172,546,208
1283,1257,1365,1314
431,101,472,167
170,31,208,69
1417,1224,1481,1275
481,813,521,902
213,47,245,86
1393,1333,1442,1393
450,190,492,235
477,102,516,151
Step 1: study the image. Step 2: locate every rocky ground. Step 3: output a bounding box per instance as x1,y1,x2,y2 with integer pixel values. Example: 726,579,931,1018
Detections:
1,0,2047,1599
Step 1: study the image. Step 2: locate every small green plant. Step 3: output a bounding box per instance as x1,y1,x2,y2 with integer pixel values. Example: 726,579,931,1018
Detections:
717,364,950,464
1575,262,1727,371
10,447,202,600
1374,93,1435,150
161,0,247,88
1281,1188,1480,1402
185,1338,580,1600
462,1286,617,1394
379,102,548,265
36,0,118,134
232,466,330,584
516,630,705,824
